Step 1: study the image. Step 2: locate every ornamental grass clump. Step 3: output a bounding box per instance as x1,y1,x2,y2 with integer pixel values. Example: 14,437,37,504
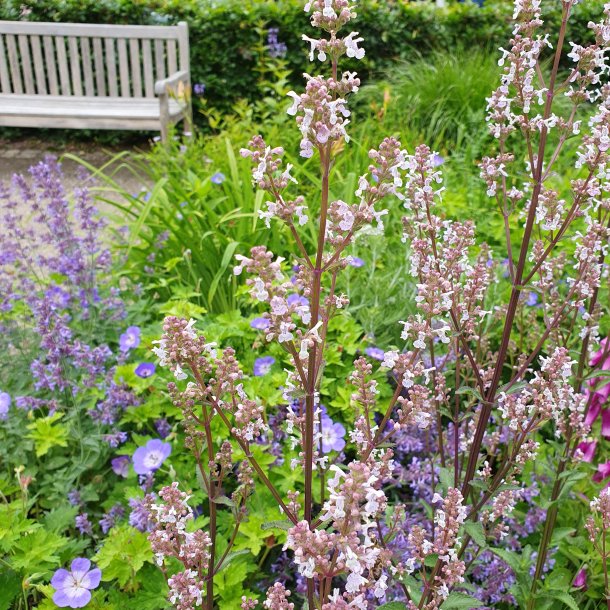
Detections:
150,0,610,608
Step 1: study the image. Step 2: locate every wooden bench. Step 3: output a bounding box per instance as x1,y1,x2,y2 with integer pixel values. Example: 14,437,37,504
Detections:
0,20,191,141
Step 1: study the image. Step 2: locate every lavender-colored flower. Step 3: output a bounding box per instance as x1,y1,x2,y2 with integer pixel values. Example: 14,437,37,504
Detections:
254,356,275,377
365,347,385,361
119,326,141,352
111,455,130,478
51,558,101,608
103,431,128,448
75,513,92,535
0,392,10,420
432,153,445,167
193,83,205,96
99,503,124,534
128,495,155,532
68,489,82,507
320,417,346,453
348,256,365,268
155,418,171,439
250,317,271,330
132,438,172,475
135,362,156,378
267,27,288,58
287,293,308,307
525,291,539,307
211,172,226,185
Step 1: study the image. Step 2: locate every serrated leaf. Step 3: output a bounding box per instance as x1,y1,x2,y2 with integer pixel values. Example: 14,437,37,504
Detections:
261,520,292,531
537,590,579,610
489,547,521,573
442,592,485,608
462,521,487,549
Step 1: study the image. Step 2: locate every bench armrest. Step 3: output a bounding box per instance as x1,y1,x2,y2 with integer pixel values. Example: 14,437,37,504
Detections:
154,70,190,96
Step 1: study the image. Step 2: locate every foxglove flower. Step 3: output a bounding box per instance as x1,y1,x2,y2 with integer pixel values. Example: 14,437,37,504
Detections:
133,439,172,475
51,558,101,608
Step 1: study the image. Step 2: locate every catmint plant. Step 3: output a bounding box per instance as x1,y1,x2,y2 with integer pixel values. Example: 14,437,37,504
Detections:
151,0,610,608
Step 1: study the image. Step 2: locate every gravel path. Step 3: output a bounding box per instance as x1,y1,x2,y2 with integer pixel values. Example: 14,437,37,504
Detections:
0,138,151,224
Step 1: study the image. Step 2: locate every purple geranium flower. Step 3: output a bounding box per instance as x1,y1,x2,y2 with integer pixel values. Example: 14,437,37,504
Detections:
135,362,156,378
111,455,130,478
365,347,385,361
348,256,365,268
0,392,10,420
254,356,275,377
51,558,101,608
287,293,308,307
119,326,141,352
320,417,346,453
193,83,206,96
132,438,172,475
250,317,270,330
211,172,226,185
525,291,539,307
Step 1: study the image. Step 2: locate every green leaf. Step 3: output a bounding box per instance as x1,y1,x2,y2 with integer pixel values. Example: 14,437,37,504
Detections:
0,570,21,610
442,592,485,608
94,525,153,587
488,547,521,573
26,412,69,457
455,386,483,402
537,590,579,610
261,520,292,531
462,521,486,549
377,604,408,610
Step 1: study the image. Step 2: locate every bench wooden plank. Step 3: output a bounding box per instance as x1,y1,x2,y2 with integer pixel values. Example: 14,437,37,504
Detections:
93,37,106,96
43,36,59,95
129,38,142,97
117,38,130,97
6,35,22,94
178,22,189,73
154,39,166,81
0,36,10,93
80,37,94,96
66,37,79,95
55,36,71,95
18,35,35,94
0,21,183,40
30,36,47,95
142,39,154,97
105,38,118,97
167,39,177,76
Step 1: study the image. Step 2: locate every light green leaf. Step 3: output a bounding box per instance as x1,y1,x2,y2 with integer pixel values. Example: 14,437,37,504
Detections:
442,592,485,608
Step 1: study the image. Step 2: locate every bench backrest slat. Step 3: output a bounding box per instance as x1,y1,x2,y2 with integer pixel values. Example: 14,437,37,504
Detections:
18,35,35,94
6,35,22,94
0,20,189,98
93,37,106,96
30,36,45,94
42,36,58,95
0,36,10,93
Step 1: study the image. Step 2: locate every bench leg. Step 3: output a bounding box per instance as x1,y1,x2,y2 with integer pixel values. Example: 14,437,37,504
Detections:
159,94,170,143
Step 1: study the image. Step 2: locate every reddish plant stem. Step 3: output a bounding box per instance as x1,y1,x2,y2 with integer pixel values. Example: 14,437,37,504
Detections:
201,403,217,610
460,2,572,501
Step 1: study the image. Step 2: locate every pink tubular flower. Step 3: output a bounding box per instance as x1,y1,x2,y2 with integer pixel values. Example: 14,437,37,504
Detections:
573,567,587,590
592,460,610,483
576,439,597,462
602,408,610,439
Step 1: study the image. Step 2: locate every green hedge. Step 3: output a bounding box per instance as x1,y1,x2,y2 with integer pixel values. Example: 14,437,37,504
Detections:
1,0,604,121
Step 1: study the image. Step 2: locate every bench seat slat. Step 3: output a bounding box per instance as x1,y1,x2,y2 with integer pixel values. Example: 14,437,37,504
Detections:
0,94,183,118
